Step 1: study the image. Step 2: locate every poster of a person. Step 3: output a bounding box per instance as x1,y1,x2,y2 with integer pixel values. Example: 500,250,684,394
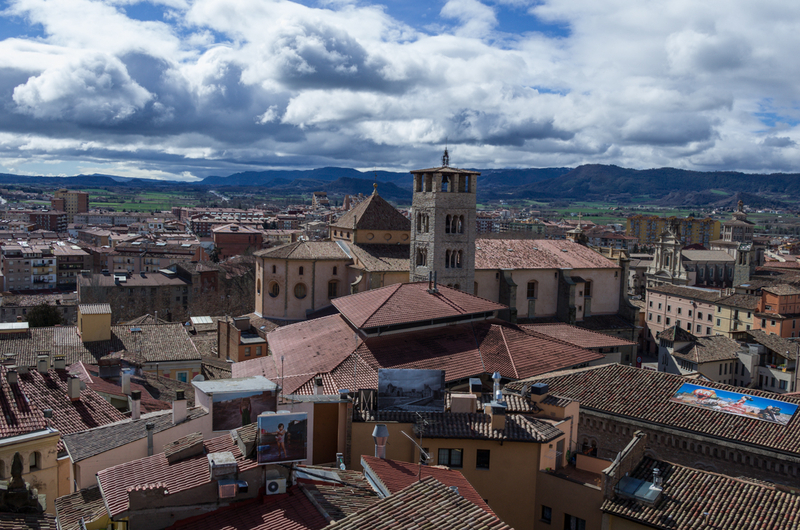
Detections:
257,412,308,464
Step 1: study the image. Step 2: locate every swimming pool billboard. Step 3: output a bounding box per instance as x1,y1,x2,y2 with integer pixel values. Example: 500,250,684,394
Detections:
669,383,797,425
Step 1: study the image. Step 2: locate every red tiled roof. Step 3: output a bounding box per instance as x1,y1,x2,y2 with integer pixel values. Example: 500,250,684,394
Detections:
361,456,494,515
68,362,170,413
167,489,327,530
326,476,512,530
331,283,506,329
0,365,125,450
235,318,602,395
97,432,258,518
507,364,800,455
521,323,636,348
330,192,410,232
475,239,618,270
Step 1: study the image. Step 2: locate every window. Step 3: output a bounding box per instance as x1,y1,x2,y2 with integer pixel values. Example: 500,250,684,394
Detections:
667,305,671,312
438,448,463,468
762,319,767,328
696,324,701,332
780,380,788,390
657,315,661,323
564,514,586,530
649,301,652,307
717,318,721,326
658,303,662,309
717,307,721,313
708,314,712,322
648,313,652,321
256,346,262,356
333,266,338,275
677,307,682,314
299,266,304,275
541,506,552,524
476,449,490,469
665,317,670,325
245,347,251,357
29,452,40,471
256,278,261,295
294,283,307,299
328,280,339,299
527,281,537,299
176,372,188,383
698,312,703,319
584,281,591,297
268,282,280,298
688,310,693,317
706,327,711,334
272,265,276,273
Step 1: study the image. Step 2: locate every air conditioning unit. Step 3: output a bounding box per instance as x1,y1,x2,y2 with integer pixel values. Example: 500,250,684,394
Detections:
266,478,286,495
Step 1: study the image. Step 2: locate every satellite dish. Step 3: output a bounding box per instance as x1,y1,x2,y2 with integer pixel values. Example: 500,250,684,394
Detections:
192,374,205,382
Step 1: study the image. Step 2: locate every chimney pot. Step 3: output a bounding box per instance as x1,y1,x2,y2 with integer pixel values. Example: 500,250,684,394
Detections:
54,356,66,370
37,355,49,374
130,390,142,420
173,393,188,425
6,369,18,385
372,424,389,459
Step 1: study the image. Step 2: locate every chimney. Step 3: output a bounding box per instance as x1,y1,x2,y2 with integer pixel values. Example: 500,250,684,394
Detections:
146,422,155,456
54,355,66,371
469,378,482,401
68,375,81,401
492,371,503,402
314,376,324,395
6,369,17,385
130,390,141,420
173,390,187,425
372,424,389,459
37,354,49,374
529,382,550,404
122,372,131,395
484,400,507,432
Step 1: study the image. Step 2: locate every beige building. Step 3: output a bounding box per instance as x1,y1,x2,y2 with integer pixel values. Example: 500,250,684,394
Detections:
52,189,89,223
713,292,759,338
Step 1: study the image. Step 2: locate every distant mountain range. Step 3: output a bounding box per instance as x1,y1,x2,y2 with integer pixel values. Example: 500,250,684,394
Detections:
3,165,799,207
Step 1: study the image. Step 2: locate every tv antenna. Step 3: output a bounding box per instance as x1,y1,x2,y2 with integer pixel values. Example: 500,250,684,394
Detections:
400,427,431,482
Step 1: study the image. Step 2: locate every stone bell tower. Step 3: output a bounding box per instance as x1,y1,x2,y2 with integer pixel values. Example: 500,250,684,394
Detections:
409,150,479,293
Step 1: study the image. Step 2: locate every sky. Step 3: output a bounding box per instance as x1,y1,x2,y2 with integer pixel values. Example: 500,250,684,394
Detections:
1,0,799,181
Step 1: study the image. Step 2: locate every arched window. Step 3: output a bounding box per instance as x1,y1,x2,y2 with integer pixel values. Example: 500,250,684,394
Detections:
333,266,338,276
445,215,451,234
451,216,458,234
458,215,464,233
456,250,462,269
30,452,40,471
441,175,449,192
445,250,451,268
527,281,537,299
299,266,304,275
272,265,276,274
256,279,261,295
425,215,429,232
268,282,280,298
294,284,307,299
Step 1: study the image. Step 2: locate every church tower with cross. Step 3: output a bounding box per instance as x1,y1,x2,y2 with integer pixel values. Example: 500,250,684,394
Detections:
409,150,480,293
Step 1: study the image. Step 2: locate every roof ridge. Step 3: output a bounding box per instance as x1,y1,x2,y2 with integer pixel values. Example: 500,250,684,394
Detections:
497,326,519,379
361,283,404,326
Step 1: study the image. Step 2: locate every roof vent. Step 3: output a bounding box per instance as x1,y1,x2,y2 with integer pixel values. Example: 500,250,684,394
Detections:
208,452,237,480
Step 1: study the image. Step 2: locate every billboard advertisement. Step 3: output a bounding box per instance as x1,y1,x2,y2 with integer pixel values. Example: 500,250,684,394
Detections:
212,390,277,431
670,383,798,425
378,368,445,412
257,412,308,464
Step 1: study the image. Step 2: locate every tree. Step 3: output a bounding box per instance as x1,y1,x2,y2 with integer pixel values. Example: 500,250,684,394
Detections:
209,246,222,263
25,303,63,328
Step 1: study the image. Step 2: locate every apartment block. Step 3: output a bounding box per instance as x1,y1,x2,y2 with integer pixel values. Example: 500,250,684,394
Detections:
627,215,720,247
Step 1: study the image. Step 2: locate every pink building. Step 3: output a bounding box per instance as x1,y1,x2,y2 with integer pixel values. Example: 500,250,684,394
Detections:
645,284,720,354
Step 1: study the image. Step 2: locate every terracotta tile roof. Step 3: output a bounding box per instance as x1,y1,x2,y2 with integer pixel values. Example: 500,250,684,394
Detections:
521,323,636,348
54,486,107,530
507,364,800,455
167,488,328,530
658,325,696,342
601,457,800,530
361,456,494,515
0,323,200,367
330,192,410,232
475,239,618,270
68,362,171,413
0,366,125,451
681,250,735,262
418,412,563,443
235,317,602,395
254,241,348,260
332,283,506,329
647,283,722,302
673,335,743,364
326,476,512,530
63,407,207,462
163,431,203,459
0,513,56,529
763,283,800,296
97,432,257,519
348,244,410,272
744,330,800,361
717,293,760,310
78,303,112,315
